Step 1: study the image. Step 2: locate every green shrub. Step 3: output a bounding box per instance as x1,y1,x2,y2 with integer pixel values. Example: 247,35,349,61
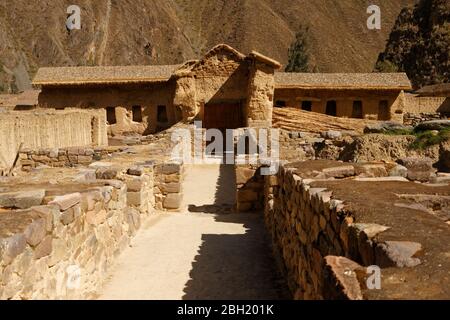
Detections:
410,128,450,150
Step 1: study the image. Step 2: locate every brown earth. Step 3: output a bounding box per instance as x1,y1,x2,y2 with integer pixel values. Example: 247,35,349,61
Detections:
287,160,450,299
0,0,415,92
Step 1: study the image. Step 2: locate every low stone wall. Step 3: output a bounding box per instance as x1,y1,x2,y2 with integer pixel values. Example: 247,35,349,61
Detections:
265,165,351,299
235,163,265,212
154,162,184,210
0,163,155,299
403,112,445,126
18,146,124,171
264,162,450,299
0,109,107,170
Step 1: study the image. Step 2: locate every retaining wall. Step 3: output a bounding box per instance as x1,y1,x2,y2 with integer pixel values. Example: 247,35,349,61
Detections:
0,163,154,299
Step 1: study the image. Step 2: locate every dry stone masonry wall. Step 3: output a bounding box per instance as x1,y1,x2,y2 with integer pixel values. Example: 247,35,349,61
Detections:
0,160,157,299
264,162,450,300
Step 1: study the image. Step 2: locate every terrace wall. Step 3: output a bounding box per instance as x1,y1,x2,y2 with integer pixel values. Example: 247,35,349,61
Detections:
0,163,155,299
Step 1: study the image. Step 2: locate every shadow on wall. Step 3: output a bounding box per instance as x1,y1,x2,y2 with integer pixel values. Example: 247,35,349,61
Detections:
182,164,290,300
437,98,450,116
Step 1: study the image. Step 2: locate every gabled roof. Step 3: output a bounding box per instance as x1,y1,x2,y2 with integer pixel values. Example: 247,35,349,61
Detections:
275,72,412,90
248,51,282,69
416,83,450,97
32,65,181,86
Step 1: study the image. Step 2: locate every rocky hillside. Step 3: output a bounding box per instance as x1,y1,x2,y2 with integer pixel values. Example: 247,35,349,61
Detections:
375,0,450,89
0,0,414,92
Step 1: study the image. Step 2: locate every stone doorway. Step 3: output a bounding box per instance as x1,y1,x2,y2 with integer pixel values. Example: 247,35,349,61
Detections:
203,101,245,155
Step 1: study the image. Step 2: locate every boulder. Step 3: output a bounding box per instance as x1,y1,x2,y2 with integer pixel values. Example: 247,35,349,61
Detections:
397,157,436,182
322,165,355,179
376,241,422,268
364,122,412,134
389,164,408,178
321,130,342,140
415,120,450,131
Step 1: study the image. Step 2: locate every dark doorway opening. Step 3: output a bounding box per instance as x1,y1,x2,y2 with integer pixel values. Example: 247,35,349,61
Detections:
157,105,168,124
132,105,143,122
352,101,363,119
204,101,245,156
275,100,286,108
106,107,117,124
378,100,390,120
326,101,337,116
301,101,312,111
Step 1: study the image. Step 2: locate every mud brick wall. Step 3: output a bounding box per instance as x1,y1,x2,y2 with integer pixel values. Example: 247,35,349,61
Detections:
154,161,184,210
0,166,155,299
0,109,107,169
18,146,124,171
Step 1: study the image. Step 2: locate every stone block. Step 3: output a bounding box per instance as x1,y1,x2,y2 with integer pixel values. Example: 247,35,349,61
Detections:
236,167,256,184
160,182,181,194
0,189,45,209
375,241,422,268
322,166,355,179
127,166,144,176
127,192,143,206
356,164,388,177
24,218,47,247
49,193,81,211
161,163,182,175
324,256,365,300
0,234,27,265
33,235,52,259
126,178,145,192
163,193,182,209
389,164,408,178
237,190,258,202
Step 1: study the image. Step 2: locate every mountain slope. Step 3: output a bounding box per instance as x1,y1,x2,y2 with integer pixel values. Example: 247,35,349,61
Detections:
375,0,450,89
0,0,415,93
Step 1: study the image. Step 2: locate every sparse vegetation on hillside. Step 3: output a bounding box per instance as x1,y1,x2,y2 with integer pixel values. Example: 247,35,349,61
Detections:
381,126,450,150
285,26,312,72
0,0,413,91
375,0,450,89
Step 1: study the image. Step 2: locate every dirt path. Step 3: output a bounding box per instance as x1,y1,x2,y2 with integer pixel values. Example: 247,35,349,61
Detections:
98,164,288,300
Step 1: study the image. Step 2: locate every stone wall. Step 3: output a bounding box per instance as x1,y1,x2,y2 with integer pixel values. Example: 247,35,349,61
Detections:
235,163,265,212
246,61,275,128
0,109,107,170
0,162,155,299
154,162,184,211
18,146,123,171
264,162,450,299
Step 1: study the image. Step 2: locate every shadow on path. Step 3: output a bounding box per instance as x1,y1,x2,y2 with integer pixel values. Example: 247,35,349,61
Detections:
183,164,290,300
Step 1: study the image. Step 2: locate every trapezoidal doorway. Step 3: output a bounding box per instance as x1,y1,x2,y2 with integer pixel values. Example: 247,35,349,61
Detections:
203,101,245,155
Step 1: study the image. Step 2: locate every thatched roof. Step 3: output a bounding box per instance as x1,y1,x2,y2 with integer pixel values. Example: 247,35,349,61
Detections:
416,83,450,97
275,72,412,90
32,65,181,86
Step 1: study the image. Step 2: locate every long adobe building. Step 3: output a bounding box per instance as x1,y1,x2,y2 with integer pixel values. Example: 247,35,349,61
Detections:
32,44,412,136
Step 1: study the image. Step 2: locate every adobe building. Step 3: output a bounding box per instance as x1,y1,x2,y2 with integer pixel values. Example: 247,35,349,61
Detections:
32,44,412,136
